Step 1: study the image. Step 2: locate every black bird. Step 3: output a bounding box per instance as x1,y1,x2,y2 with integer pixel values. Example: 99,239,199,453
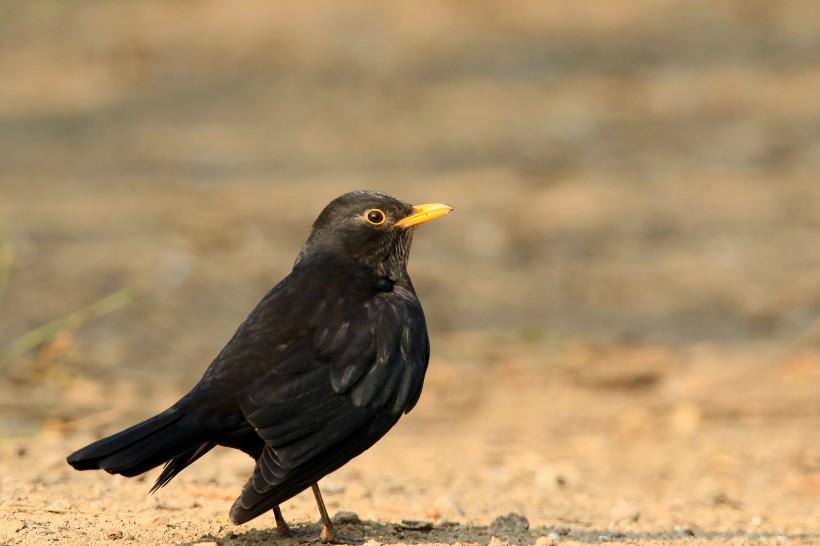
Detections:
67,190,453,542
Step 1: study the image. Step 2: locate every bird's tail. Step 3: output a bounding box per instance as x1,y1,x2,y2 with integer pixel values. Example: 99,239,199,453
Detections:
66,406,215,489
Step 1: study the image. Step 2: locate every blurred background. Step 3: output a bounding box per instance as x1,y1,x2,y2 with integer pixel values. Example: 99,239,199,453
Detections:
0,1,819,536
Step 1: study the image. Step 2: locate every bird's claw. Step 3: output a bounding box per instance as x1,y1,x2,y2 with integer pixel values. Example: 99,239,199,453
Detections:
315,525,364,544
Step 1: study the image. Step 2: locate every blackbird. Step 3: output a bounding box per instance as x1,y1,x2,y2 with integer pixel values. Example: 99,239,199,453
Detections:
67,190,453,542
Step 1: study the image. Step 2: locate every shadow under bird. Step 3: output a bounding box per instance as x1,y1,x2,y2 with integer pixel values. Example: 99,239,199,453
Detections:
67,190,453,542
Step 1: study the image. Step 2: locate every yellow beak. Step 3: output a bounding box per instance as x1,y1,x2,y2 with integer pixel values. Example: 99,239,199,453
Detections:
394,203,454,228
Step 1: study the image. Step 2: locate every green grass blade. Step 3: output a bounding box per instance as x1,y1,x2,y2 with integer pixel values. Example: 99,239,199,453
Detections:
0,287,138,365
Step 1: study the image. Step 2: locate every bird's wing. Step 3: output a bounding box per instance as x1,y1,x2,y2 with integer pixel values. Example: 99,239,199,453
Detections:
241,287,429,469
230,288,428,522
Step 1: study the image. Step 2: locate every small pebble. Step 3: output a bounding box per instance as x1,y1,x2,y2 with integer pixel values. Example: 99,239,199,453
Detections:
332,511,361,524
399,519,433,531
611,532,626,539
597,532,627,542
674,526,695,537
490,512,530,533
106,528,124,540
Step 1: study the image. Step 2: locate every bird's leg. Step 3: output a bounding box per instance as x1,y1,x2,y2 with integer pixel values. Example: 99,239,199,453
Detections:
272,505,293,536
272,505,311,537
312,484,337,542
311,483,363,544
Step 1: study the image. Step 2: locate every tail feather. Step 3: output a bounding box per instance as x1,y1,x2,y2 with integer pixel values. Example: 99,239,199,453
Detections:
67,407,212,486
150,441,217,492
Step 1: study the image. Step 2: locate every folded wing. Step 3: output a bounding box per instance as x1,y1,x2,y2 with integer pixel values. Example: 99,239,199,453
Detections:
230,290,429,524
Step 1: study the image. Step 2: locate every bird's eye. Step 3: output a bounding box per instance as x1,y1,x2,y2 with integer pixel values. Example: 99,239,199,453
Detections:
365,209,386,226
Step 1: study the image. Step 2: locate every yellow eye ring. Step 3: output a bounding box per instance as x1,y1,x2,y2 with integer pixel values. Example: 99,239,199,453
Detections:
364,208,386,226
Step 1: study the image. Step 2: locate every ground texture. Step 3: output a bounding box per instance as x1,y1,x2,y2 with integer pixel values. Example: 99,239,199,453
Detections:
1,2,819,545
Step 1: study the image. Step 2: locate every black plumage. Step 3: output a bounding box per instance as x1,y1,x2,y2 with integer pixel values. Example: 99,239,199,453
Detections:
67,190,453,541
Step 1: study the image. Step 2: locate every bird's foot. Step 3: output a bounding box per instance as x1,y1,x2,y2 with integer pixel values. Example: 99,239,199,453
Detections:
316,524,364,544
275,523,314,538
273,505,314,538
274,520,361,543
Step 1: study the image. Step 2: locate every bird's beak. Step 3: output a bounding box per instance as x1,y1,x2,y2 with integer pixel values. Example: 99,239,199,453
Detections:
394,203,454,228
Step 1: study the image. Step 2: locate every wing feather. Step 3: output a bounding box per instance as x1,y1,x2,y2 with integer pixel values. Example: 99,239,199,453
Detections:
235,286,429,522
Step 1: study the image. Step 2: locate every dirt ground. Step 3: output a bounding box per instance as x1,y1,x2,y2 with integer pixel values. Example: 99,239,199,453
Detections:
1,2,819,545
2,336,819,545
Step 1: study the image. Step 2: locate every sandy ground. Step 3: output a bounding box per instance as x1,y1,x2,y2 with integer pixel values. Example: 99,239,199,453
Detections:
1,2,820,545
2,334,819,545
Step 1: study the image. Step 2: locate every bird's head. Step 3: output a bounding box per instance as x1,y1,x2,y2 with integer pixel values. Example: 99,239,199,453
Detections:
296,190,453,277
